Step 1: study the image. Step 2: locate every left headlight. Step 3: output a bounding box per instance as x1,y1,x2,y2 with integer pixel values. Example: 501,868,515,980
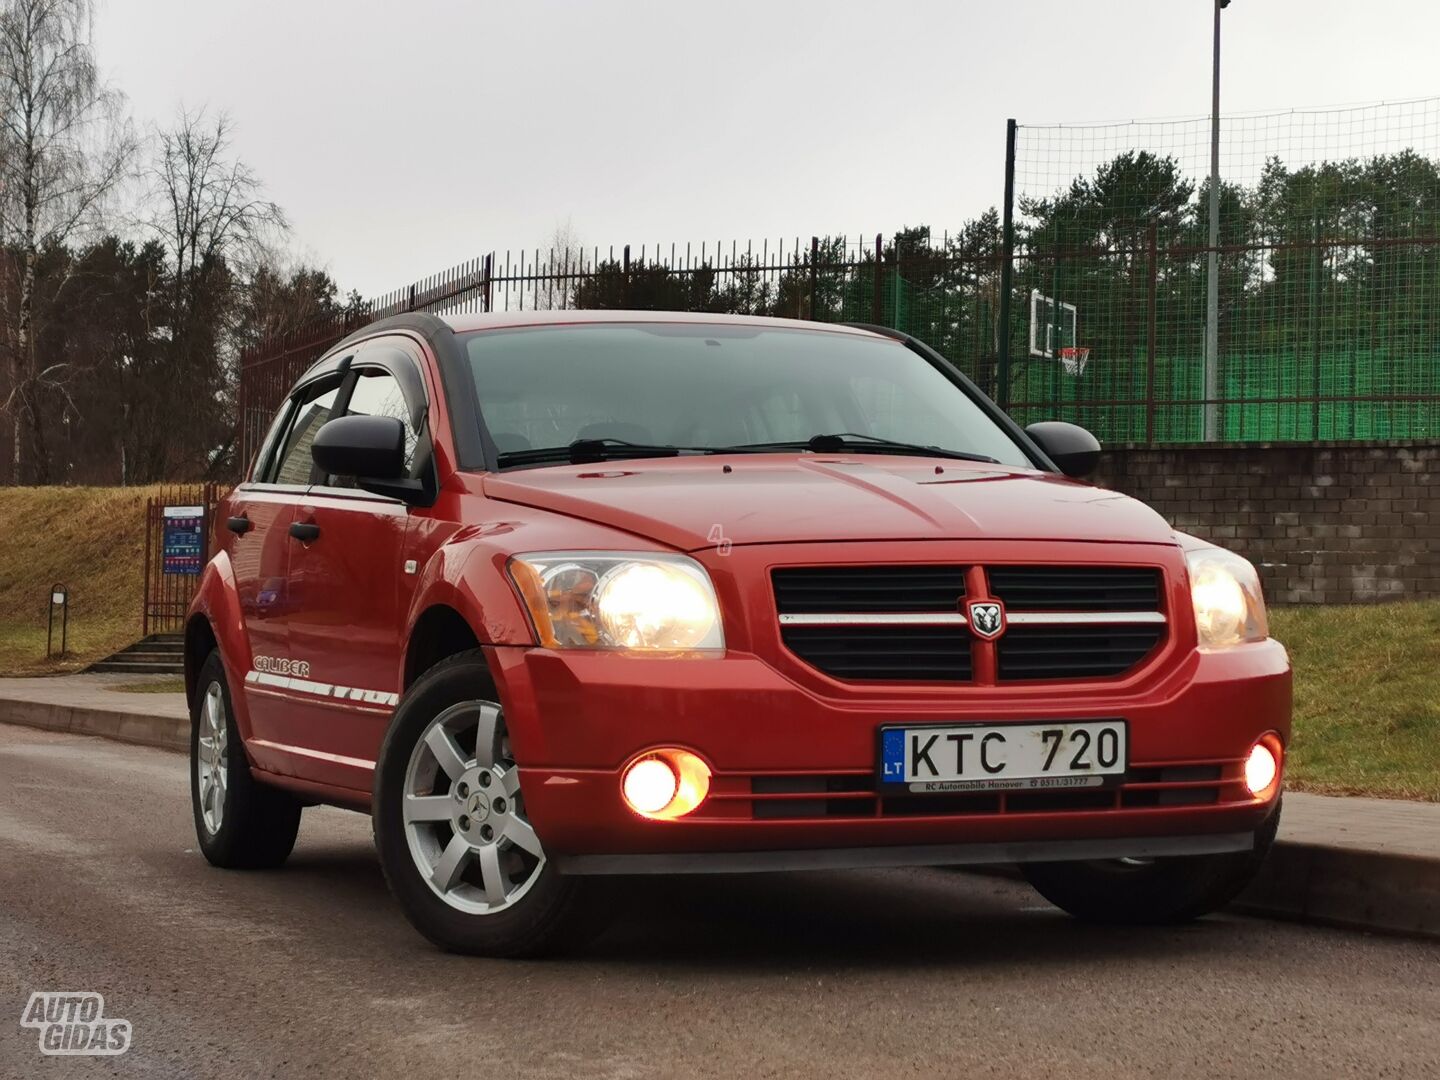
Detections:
1185,547,1269,649
506,552,725,654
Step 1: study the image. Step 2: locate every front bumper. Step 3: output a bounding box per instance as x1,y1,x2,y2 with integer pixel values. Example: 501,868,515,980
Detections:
488,638,1291,865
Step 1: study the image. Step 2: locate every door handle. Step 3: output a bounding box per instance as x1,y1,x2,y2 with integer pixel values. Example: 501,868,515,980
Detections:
289,521,321,542
226,516,252,535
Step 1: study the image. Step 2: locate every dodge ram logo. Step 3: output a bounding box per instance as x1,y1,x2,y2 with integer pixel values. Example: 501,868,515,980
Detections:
967,601,1006,640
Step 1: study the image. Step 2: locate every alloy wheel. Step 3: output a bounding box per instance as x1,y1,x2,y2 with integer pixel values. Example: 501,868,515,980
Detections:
401,700,546,914
196,680,229,835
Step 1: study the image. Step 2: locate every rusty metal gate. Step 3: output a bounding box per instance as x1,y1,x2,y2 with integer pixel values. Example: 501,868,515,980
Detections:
142,483,222,635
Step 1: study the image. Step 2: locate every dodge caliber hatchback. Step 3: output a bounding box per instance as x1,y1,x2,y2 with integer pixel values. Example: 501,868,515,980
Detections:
187,310,1289,955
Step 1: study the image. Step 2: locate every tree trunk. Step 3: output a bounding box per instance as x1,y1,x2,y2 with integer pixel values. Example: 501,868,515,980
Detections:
16,238,46,483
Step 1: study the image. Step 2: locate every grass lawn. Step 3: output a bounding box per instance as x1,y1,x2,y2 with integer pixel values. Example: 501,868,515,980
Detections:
1272,600,1440,802
106,677,186,695
0,485,166,675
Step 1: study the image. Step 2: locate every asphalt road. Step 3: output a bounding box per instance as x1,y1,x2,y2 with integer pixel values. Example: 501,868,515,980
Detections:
1,723,1437,1080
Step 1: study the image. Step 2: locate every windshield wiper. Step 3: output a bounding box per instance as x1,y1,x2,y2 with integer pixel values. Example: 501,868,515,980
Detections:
719,433,1000,464
497,433,1002,468
497,437,700,467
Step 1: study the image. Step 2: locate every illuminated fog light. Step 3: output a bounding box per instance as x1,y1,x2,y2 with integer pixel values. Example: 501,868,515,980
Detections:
1245,742,1279,797
623,758,678,814
621,750,711,820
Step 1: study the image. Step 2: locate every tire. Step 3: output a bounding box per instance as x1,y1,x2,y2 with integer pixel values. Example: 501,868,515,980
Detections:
372,649,607,957
191,649,302,869
1021,799,1282,925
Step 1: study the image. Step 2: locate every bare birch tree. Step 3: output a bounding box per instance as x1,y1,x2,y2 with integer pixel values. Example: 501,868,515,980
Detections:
534,216,582,310
146,107,284,478
0,0,131,482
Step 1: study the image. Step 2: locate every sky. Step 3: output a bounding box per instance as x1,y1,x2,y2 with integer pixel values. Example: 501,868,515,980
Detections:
94,0,1440,297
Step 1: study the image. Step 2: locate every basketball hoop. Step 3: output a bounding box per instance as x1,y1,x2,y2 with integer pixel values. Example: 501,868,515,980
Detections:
1058,346,1091,377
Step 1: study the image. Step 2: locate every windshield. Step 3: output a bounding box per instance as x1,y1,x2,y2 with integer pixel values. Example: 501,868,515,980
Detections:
461,323,1034,468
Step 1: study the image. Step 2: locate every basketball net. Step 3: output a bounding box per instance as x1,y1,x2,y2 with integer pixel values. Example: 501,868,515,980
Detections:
1058,346,1091,377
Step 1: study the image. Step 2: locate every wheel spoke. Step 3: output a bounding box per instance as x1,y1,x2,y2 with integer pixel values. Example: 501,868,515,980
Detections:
431,834,471,892
502,817,543,858
403,795,453,823
472,704,499,770
476,844,507,904
205,686,224,735
425,726,469,781
498,766,522,798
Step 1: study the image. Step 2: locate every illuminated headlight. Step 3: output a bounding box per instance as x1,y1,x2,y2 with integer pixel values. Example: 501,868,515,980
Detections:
1185,547,1269,649
507,552,724,653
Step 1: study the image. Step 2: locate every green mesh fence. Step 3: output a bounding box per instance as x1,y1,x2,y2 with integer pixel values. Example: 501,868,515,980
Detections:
1007,97,1440,442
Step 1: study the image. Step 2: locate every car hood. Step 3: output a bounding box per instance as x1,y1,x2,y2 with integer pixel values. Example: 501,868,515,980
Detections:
481,454,1177,550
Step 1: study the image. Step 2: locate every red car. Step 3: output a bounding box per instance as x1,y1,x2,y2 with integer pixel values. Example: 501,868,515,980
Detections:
186,310,1289,955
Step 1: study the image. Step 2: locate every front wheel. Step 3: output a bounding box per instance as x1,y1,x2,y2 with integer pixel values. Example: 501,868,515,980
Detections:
1021,800,1281,925
191,649,302,868
372,650,607,957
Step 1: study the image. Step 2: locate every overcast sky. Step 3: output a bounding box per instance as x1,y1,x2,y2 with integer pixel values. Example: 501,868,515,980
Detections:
95,0,1440,296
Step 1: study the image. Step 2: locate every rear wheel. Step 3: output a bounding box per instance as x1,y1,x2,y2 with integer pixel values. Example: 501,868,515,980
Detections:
191,649,302,868
372,650,607,956
1021,800,1281,925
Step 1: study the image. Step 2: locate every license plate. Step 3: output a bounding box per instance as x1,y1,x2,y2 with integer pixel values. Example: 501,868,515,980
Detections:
879,720,1127,793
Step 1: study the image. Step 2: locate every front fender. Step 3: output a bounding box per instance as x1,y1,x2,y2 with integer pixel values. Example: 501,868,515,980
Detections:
402,534,537,649
186,552,258,742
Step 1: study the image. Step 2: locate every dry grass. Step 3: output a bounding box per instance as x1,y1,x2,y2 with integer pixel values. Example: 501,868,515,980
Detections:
1272,600,1440,802
0,485,169,675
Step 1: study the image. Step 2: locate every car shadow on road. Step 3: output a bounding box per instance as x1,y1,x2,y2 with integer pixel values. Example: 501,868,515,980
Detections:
267,839,1248,972
581,867,1244,972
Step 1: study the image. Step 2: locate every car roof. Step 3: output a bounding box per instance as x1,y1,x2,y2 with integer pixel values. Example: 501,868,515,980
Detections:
437,309,889,338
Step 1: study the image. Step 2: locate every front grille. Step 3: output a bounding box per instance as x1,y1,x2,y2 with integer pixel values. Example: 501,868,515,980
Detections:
996,624,1164,680
987,566,1162,611
772,561,1167,684
780,626,973,681
773,565,966,613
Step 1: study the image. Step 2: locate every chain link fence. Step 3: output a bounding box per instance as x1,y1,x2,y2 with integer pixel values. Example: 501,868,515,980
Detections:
1005,97,1440,441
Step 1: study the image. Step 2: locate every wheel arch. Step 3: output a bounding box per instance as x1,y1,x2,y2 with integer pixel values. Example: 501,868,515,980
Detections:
184,614,218,706
403,604,489,689
184,551,256,739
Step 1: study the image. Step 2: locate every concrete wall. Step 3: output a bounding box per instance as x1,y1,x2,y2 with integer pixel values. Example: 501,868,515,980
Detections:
1092,441,1440,605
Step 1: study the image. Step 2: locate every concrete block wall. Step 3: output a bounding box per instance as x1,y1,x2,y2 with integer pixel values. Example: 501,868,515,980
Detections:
1091,441,1440,604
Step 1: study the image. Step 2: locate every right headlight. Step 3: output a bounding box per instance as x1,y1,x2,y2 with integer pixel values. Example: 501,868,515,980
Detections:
1185,547,1269,649
506,551,724,654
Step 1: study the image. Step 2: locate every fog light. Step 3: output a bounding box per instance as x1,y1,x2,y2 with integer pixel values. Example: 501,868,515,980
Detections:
623,758,678,814
1245,741,1279,796
621,749,711,820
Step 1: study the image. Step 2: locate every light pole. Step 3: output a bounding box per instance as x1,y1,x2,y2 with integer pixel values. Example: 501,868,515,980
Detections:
1203,0,1229,442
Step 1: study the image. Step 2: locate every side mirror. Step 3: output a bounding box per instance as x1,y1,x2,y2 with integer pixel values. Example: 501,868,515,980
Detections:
1025,421,1101,478
312,415,406,480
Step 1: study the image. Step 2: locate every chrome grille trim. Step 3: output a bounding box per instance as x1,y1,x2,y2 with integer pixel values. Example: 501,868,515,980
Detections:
779,612,970,626
1007,611,1166,625
778,610,1166,627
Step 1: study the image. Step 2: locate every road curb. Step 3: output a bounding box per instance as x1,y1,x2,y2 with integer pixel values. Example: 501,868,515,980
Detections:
1,704,1435,940
1236,841,1440,940
1,697,188,753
